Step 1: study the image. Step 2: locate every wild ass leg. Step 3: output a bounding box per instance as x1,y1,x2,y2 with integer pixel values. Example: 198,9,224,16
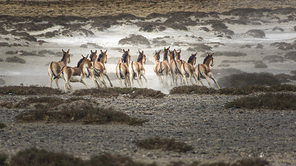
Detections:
209,72,220,89
104,74,113,87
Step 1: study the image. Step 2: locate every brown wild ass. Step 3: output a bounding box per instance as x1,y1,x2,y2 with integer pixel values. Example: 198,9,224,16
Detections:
89,50,113,88
180,53,197,85
153,50,170,86
48,49,71,89
55,55,92,93
168,50,182,86
194,53,220,89
131,51,147,87
116,49,131,87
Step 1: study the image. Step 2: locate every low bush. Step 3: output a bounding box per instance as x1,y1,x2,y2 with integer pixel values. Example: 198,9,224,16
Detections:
170,85,218,95
16,106,148,126
0,122,6,129
218,72,281,88
0,153,8,166
73,88,165,98
225,93,296,110
136,137,193,153
10,148,84,166
0,86,63,95
2,148,270,166
5,56,26,64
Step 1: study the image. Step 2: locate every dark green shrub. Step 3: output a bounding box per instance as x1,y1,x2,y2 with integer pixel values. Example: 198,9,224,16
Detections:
0,153,8,166
10,148,84,166
0,122,7,129
0,86,62,95
170,85,218,95
218,72,281,88
225,93,296,110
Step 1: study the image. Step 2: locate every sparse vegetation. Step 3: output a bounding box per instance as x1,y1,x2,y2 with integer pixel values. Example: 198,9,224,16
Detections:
16,105,148,126
225,93,296,110
2,147,271,166
118,34,150,46
0,153,8,166
73,88,165,98
0,86,63,95
136,137,193,153
0,122,6,129
170,84,296,95
218,72,281,88
5,56,26,64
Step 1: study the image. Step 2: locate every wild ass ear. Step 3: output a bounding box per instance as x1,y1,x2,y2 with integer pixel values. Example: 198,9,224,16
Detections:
104,50,107,54
100,50,103,54
142,51,144,54
62,49,65,53
123,49,125,53
127,49,130,52
67,49,70,53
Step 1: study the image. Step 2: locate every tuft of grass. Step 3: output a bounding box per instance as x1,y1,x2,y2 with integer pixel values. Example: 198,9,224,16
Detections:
87,153,156,166
0,153,8,166
225,93,296,110
129,88,165,98
218,72,281,88
170,85,218,95
5,56,26,64
10,148,84,166
0,86,62,95
0,122,7,129
136,137,193,153
14,97,85,109
170,84,296,95
16,107,148,126
73,88,165,98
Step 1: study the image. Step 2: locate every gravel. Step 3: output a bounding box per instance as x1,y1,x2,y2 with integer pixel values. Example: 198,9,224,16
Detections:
0,94,296,165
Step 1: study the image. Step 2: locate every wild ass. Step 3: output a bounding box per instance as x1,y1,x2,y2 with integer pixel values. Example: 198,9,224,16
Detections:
89,50,113,88
48,49,71,89
153,50,170,86
194,53,220,89
131,51,147,87
180,53,197,85
116,49,131,87
55,55,92,93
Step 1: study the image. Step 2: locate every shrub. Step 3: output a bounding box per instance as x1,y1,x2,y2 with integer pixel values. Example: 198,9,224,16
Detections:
10,148,84,166
16,106,148,126
218,72,281,88
5,56,26,64
0,122,6,129
0,153,8,166
0,86,62,95
73,88,165,99
136,137,193,153
245,29,265,38
118,34,150,45
225,93,296,110
254,61,268,68
170,85,218,95
285,51,296,62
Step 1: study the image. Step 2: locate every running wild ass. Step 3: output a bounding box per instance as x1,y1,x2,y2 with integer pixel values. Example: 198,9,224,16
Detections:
55,55,92,93
180,53,197,85
48,49,71,89
116,49,131,87
153,50,170,86
89,50,113,88
194,53,220,89
131,51,148,87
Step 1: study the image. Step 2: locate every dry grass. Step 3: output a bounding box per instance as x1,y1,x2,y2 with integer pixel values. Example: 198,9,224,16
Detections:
16,106,148,126
136,137,193,153
0,122,6,129
170,84,296,95
225,93,296,110
73,88,165,99
0,86,62,95
4,147,270,166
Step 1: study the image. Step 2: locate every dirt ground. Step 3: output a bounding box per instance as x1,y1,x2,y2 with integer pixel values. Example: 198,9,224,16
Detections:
1,0,296,165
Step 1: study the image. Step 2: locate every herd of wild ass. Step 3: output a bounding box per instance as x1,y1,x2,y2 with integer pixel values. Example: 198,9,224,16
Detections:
48,47,220,93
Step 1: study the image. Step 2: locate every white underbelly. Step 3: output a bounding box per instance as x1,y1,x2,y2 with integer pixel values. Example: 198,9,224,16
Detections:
70,76,82,82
